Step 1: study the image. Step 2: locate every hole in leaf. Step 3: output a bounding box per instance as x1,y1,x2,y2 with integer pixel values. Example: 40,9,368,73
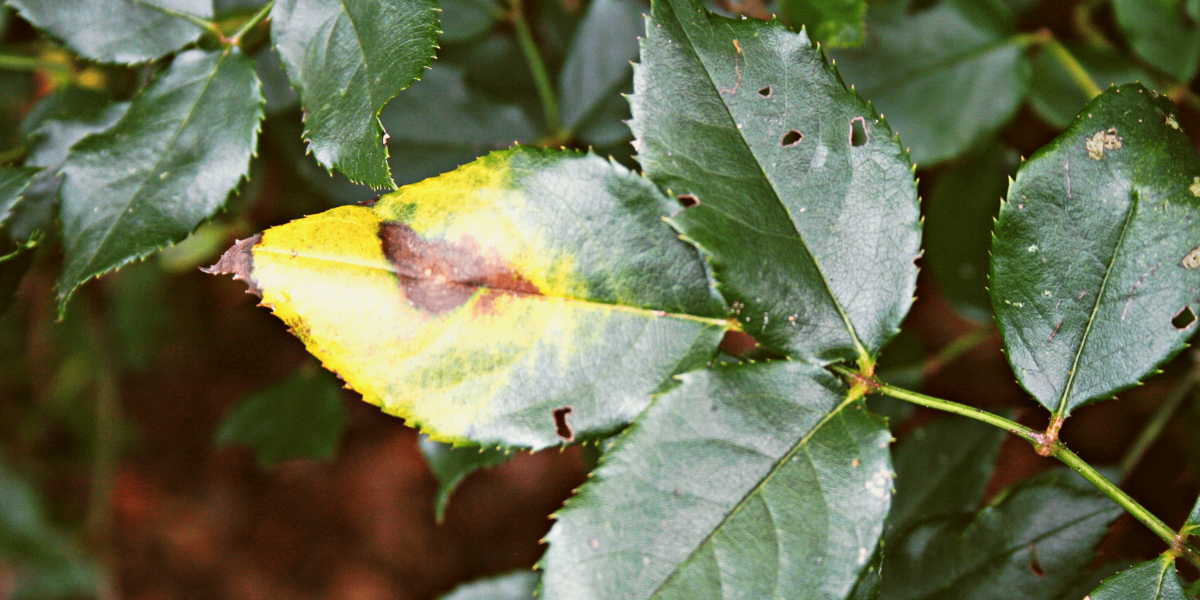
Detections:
554,407,575,442
850,117,868,147
677,194,700,208
1173,306,1196,329
781,130,803,146
1028,544,1045,577
758,85,772,97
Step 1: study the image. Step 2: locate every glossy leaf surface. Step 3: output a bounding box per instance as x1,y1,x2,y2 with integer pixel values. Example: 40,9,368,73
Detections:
832,0,1029,166
879,470,1121,600
541,360,892,600
270,0,440,189
631,0,921,365
440,571,537,600
206,148,728,450
215,366,347,466
559,0,644,135
419,436,510,522
991,84,1200,416
8,0,209,64
58,48,263,312
1086,557,1187,600
780,0,865,48
0,167,40,230
1113,0,1200,82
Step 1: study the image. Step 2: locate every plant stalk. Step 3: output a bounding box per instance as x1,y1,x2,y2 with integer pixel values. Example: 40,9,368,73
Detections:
0,54,72,74
921,324,994,377
1045,39,1102,99
508,0,562,137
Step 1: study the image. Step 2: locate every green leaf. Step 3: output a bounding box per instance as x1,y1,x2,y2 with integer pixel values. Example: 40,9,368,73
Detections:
439,0,501,44
887,415,1005,540
205,148,729,450
1113,0,1200,82
1181,489,1200,538
1085,556,1188,600
215,365,348,466
0,238,37,315
439,571,537,600
269,0,440,189
540,360,892,600
419,436,510,522
0,167,40,230
7,0,211,64
56,47,264,313
924,143,1018,322
0,457,95,594
1028,46,1152,130
831,0,1031,166
559,0,645,135
255,47,300,114
991,84,1200,417
631,0,921,366
879,469,1122,600
779,0,866,48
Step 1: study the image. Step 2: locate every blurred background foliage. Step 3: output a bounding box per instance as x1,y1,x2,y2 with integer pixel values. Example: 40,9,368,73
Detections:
4,0,1200,597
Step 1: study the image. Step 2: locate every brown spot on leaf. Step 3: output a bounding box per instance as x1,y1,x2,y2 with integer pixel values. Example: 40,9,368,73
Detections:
201,233,263,297
356,196,381,207
379,222,540,314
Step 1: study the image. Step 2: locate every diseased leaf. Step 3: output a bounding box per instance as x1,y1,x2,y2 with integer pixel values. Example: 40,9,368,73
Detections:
831,0,1030,166
541,360,892,600
887,415,1005,540
559,0,645,135
1113,0,1200,82
7,0,210,64
439,571,537,600
270,0,440,189
1028,46,1151,130
419,436,510,522
0,167,40,230
205,148,729,450
215,365,347,466
1085,556,1188,600
925,143,1018,322
631,0,921,366
779,0,866,48
879,469,1122,600
991,84,1200,417
57,47,263,313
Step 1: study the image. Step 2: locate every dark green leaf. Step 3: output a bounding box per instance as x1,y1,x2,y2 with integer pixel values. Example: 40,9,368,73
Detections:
440,571,538,600
831,0,1030,166
780,0,866,48
0,167,40,230
879,469,1122,600
439,0,501,44
255,47,299,114
7,0,210,64
1181,489,1200,537
631,0,921,365
0,239,37,315
57,47,263,313
888,415,1005,540
108,260,171,371
1113,0,1200,82
925,143,1018,322
1029,46,1152,130
849,543,885,600
576,89,634,148
559,0,645,135
215,365,348,466
270,0,440,189
541,360,892,599
419,436,511,522
991,84,1200,417
1085,557,1188,600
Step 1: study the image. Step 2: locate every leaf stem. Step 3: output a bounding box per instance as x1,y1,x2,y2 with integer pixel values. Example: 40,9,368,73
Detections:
133,0,225,40
921,324,995,377
1119,354,1200,482
0,53,72,74
229,0,275,46
508,0,563,137
1044,39,1102,99
1073,0,1113,49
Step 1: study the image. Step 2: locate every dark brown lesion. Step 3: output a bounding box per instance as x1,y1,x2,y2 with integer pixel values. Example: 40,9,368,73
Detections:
201,233,263,297
379,222,541,313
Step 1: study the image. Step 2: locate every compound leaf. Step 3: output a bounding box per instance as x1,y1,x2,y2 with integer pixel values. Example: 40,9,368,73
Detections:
831,0,1030,166
779,0,866,48
1085,556,1188,600
419,436,510,522
215,365,347,466
1113,0,1200,82
270,0,440,189
880,470,1122,600
57,47,263,313
559,0,645,136
8,0,210,64
631,0,920,367
205,148,729,450
991,84,1200,417
541,360,892,600
0,167,40,231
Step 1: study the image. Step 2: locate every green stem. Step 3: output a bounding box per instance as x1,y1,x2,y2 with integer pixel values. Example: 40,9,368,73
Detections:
0,54,72,74
1118,356,1200,482
921,324,994,376
508,0,562,137
1073,0,1113,49
1045,39,1102,99
133,0,224,40
229,0,274,45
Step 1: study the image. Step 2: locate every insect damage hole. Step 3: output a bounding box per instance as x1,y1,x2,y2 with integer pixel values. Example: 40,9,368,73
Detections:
781,130,803,146
677,194,700,209
1173,306,1196,329
553,407,575,442
850,117,868,147
758,85,772,97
